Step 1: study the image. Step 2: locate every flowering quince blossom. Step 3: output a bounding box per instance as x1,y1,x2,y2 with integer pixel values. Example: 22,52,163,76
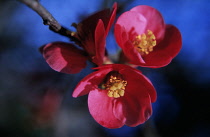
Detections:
72,64,157,128
40,3,117,74
114,5,182,68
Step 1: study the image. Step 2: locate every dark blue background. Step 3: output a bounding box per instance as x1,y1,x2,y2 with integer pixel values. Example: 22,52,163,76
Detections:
0,0,210,137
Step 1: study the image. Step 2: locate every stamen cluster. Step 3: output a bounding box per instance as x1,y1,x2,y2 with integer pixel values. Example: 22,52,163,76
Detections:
133,30,156,55
104,75,127,98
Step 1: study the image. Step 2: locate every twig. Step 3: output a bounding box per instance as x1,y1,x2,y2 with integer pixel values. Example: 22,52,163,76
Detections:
17,0,73,38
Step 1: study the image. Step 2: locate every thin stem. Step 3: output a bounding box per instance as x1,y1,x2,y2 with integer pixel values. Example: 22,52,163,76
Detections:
18,0,73,38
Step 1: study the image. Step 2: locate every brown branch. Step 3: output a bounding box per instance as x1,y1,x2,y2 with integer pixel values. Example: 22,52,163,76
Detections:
18,0,73,38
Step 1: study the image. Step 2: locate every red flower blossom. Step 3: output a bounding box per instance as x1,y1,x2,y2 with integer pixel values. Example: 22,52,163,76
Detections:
73,64,156,128
34,89,62,125
40,3,117,74
114,5,182,68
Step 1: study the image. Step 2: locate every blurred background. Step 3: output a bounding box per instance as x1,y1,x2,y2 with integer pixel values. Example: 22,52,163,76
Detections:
0,0,210,137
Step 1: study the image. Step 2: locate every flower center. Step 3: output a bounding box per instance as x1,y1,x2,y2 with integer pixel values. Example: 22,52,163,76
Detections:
103,72,127,98
133,30,156,55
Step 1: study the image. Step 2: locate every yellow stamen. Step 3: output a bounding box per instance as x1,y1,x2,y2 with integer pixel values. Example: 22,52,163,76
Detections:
133,30,156,55
104,75,127,98
71,32,76,36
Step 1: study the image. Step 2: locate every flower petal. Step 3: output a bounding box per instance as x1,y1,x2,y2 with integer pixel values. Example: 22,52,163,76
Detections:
114,24,128,50
114,68,156,127
75,3,117,65
142,25,182,68
88,89,124,128
124,92,152,127
114,25,145,64
120,68,156,103
78,3,117,35
72,67,112,97
105,2,117,35
122,41,146,64
93,19,106,66
75,8,110,55
127,70,156,102
76,2,117,41
40,42,88,74
130,5,165,41
115,11,147,39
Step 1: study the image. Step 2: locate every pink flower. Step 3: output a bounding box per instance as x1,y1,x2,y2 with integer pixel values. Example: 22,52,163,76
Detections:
30,89,62,125
114,5,182,68
73,64,156,128
40,3,117,74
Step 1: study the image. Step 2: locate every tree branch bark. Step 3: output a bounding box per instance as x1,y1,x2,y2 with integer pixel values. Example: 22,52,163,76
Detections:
18,0,73,38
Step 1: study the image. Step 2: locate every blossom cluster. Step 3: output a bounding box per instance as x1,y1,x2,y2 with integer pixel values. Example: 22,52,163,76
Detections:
40,3,182,129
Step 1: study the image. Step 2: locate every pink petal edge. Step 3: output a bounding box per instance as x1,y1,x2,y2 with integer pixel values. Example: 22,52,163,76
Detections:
41,42,88,74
